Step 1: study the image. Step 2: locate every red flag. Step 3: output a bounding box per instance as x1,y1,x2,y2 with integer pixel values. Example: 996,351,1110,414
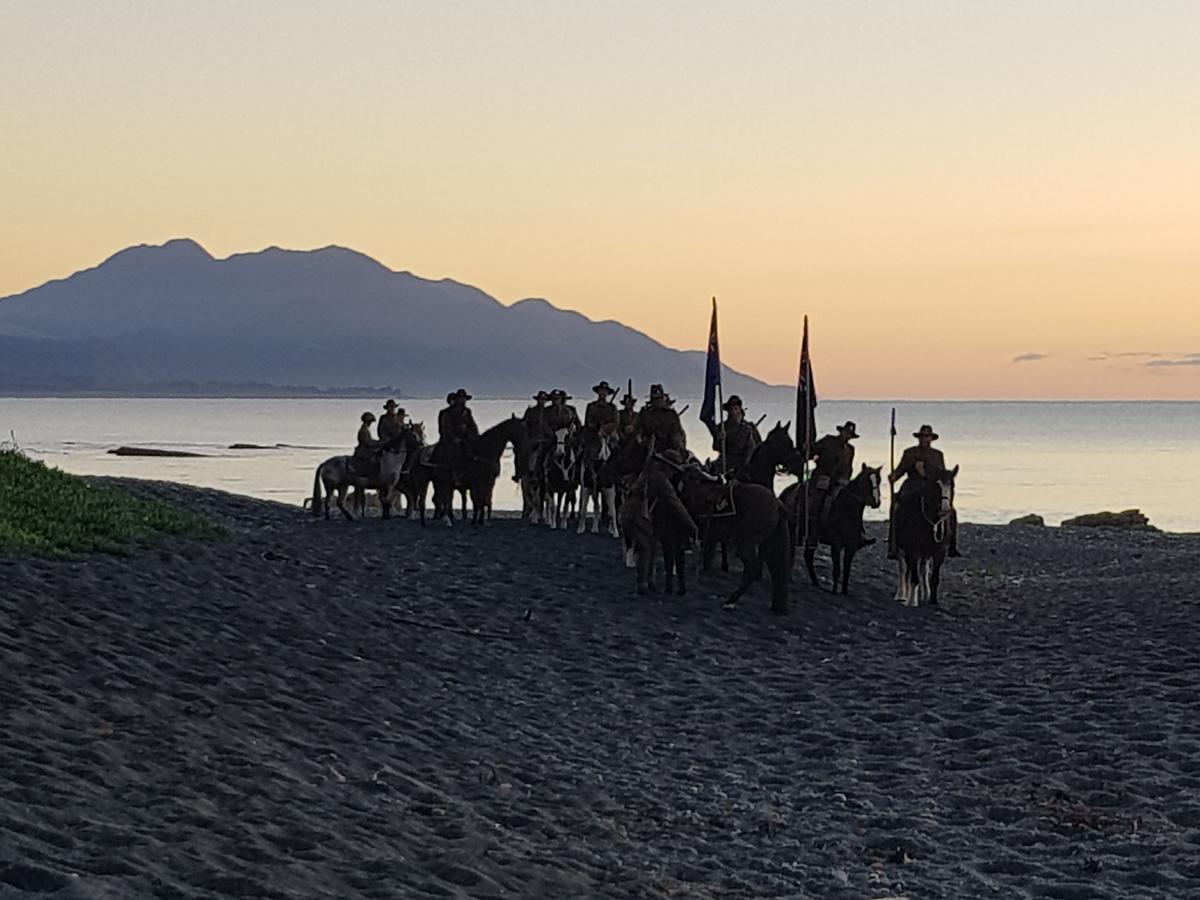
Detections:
796,316,817,455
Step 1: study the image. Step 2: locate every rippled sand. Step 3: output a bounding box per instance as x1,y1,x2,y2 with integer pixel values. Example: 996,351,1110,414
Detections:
2,480,1198,898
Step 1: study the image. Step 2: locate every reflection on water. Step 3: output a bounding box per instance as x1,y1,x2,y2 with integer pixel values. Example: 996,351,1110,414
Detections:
3,397,1199,532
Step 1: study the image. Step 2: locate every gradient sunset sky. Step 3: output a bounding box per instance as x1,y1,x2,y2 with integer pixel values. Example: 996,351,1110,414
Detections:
3,1,1198,398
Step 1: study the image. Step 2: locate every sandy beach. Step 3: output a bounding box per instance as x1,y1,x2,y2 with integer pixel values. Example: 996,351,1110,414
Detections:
3,479,1199,899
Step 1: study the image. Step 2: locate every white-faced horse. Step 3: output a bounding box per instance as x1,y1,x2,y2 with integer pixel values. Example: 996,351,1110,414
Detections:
542,427,577,529
576,429,620,537
894,465,959,607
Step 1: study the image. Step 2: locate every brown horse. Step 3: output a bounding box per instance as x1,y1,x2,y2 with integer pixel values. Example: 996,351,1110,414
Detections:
677,471,791,614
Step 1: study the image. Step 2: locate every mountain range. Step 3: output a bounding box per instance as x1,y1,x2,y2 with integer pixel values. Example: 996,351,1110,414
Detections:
0,239,782,399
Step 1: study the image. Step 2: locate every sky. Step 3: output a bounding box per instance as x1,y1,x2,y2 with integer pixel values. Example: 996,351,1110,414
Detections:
2,0,1198,399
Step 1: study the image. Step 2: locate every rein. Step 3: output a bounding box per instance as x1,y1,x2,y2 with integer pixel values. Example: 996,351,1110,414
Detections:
920,495,954,543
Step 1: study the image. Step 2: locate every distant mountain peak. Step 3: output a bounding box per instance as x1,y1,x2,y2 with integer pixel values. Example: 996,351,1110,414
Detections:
102,238,213,267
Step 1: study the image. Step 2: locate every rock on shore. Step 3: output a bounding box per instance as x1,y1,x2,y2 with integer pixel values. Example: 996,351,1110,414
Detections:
2,480,1198,899
1062,509,1155,530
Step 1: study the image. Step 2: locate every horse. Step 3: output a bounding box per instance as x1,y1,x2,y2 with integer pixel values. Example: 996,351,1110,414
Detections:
792,464,882,595
464,416,529,525
311,433,411,520
618,460,698,595
576,428,621,537
677,471,791,614
737,420,803,491
704,421,803,571
542,427,578,529
894,465,959,607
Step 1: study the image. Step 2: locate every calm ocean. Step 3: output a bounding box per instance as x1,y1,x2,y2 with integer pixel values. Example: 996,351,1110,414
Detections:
3,397,1198,532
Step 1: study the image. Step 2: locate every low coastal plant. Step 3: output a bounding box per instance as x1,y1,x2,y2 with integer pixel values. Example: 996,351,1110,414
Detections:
0,449,214,556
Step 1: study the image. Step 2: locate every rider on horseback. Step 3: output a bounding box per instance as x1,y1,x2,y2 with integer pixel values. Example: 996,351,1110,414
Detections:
544,389,581,433
584,382,618,436
377,399,407,441
437,389,479,466
523,390,552,479
635,384,686,453
807,421,870,546
353,411,381,478
618,390,639,436
888,424,960,559
711,395,761,478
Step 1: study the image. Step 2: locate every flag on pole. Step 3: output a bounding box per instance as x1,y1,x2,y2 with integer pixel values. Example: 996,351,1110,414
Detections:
796,315,817,455
699,297,721,436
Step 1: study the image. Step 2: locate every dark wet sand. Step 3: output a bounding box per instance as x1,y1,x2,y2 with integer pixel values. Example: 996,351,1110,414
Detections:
2,480,1199,899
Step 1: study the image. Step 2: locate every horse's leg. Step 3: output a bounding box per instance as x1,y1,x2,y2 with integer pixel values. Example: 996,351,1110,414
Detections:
337,486,352,521
725,544,761,608
830,545,842,593
804,547,820,588
841,547,856,596
674,539,687,596
895,557,908,603
929,551,944,605
720,539,730,573
576,485,590,534
603,487,619,537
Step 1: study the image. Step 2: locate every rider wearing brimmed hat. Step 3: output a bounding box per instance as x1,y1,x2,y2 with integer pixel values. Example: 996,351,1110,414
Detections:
805,420,866,546
635,384,686,453
378,399,407,442
438,389,479,447
523,390,554,477
544,389,581,433
712,395,761,476
584,381,619,434
888,424,960,558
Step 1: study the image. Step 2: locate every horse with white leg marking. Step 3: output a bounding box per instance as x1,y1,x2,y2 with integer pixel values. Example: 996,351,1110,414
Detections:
542,427,578,529
894,465,959,607
576,427,620,537
311,433,412,521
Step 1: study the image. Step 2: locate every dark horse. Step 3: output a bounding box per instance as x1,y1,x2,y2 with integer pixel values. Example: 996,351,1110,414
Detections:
894,465,959,607
678,471,791,614
736,420,803,490
413,418,528,526
781,464,882,595
705,421,803,572
466,416,529,525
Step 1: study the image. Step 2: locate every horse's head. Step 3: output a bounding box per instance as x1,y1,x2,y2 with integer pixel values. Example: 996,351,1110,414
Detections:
411,422,426,444
596,430,616,462
552,427,571,460
761,420,803,474
855,463,883,509
931,464,959,514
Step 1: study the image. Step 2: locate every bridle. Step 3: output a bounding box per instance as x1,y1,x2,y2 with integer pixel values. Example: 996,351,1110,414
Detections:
920,480,955,544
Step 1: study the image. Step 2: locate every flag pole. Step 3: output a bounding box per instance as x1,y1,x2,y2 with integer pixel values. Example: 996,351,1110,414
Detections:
800,315,811,552
888,406,897,549
713,297,727,481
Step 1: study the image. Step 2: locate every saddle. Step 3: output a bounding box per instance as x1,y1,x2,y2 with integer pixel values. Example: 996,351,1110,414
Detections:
351,451,381,480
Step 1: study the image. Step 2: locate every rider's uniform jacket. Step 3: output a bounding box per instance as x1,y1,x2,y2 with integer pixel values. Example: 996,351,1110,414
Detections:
810,434,854,483
618,407,638,434
584,399,618,431
635,406,686,452
544,404,581,432
713,419,761,469
355,424,379,458
377,413,403,442
523,405,549,440
893,445,946,496
438,406,479,444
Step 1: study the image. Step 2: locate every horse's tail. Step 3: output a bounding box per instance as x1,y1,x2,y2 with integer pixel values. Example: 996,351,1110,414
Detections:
311,463,323,517
763,510,791,613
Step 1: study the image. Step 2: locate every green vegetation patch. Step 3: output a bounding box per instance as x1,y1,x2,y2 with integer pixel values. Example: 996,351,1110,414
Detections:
0,450,214,556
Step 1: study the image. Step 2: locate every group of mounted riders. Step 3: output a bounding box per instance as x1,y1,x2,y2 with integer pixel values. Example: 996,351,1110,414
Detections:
315,383,960,611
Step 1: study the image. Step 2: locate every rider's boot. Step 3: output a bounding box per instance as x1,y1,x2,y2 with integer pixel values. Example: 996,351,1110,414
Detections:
886,501,899,560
